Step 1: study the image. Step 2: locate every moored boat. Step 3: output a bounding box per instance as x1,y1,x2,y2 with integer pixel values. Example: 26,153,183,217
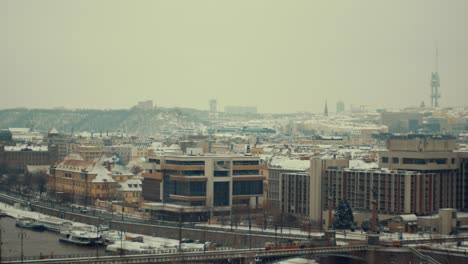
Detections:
59,229,104,246
15,218,46,231
36,217,72,233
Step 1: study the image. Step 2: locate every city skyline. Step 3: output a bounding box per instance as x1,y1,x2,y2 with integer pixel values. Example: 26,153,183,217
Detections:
1,0,468,113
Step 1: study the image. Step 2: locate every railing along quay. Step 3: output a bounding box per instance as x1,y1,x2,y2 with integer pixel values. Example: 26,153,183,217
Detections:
2,245,368,264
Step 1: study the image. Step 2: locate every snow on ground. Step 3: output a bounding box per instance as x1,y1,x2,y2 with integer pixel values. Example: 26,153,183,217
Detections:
0,201,89,228
195,223,325,238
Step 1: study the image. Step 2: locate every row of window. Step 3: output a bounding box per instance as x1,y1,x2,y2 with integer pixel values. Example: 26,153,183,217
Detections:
166,160,205,165
381,157,455,165
233,160,259,165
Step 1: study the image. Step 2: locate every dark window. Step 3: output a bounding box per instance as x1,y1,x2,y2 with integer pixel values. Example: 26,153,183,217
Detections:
181,170,204,176
214,182,230,206
233,160,259,165
233,170,259,175
233,181,263,195
214,171,228,177
382,157,388,163
175,182,206,196
166,160,205,166
392,157,399,164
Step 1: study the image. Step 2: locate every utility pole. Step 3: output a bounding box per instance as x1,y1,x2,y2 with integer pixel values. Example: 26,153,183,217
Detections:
20,230,24,264
178,209,182,254
248,206,252,250
109,201,113,228
121,204,124,221
280,212,283,236
0,225,3,264
120,229,124,257
203,221,207,254
328,187,333,229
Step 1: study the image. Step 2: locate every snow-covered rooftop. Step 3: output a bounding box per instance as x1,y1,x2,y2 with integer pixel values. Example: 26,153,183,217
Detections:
4,144,48,151
117,179,142,191
89,165,115,183
349,160,378,170
269,157,310,171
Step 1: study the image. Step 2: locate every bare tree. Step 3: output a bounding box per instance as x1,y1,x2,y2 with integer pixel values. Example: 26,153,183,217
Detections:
130,165,143,175
33,171,48,198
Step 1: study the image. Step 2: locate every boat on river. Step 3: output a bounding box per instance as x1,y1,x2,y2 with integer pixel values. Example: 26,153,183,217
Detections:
59,229,104,246
15,218,46,231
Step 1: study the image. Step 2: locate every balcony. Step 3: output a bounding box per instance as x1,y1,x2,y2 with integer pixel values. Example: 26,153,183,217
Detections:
169,194,206,202
161,164,205,171
232,165,261,170
232,194,261,200
169,175,208,182
232,175,265,181
142,172,163,180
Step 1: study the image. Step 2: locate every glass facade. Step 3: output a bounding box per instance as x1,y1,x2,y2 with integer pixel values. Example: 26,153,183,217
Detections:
233,180,263,195
214,182,230,206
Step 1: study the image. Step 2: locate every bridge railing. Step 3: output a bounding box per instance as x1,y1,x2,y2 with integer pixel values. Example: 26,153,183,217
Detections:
1,245,368,264
408,247,441,264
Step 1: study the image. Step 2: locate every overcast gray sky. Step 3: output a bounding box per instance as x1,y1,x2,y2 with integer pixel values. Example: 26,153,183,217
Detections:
1,0,467,113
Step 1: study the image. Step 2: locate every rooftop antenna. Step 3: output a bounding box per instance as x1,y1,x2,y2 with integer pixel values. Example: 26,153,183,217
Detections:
430,46,441,107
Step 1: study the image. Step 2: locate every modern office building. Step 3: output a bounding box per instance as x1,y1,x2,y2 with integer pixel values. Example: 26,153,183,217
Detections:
266,135,468,228
381,111,424,133
267,158,311,215
209,99,217,113
141,154,265,221
310,135,468,225
135,100,154,110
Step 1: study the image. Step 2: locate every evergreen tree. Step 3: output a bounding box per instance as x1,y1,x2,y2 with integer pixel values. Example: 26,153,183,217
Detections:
361,219,371,232
333,199,354,229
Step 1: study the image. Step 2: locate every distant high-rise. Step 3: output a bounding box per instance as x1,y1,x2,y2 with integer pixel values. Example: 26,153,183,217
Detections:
209,99,217,113
336,101,345,113
135,100,153,110
324,100,328,116
430,48,441,107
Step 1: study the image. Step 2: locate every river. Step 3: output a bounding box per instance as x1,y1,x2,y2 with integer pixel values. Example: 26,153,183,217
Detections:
0,216,108,260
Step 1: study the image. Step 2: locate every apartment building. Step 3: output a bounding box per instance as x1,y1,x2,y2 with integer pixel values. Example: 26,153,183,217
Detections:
76,145,104,161
311,136,468,225
141,154,265,221
0,145,52,173
266,135,468,228
267,158,311,215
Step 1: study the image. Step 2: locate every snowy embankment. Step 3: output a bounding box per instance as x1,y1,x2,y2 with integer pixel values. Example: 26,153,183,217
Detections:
0,201,207,253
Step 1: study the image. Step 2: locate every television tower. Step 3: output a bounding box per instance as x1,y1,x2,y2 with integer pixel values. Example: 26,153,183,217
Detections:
430,48,441,107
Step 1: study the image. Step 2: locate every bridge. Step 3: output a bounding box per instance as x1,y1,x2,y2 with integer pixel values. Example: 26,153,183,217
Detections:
2,245,368,264
381,236,468,246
